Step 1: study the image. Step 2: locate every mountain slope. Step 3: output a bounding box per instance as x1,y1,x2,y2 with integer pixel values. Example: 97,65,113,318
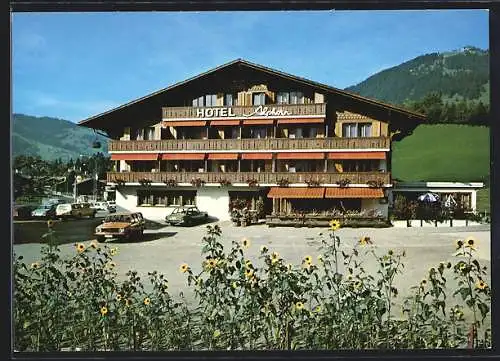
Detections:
345,46,489,105
12,114,108,161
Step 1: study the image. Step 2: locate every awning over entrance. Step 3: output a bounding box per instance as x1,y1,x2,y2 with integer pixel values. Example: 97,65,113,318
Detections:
210,120,241,126
242,119,274,125
241,153,273,160
161,153,205,160
276,152,324,160
327,152,386,160
207,153,239,160
111,153,159,161
277,118,325,124
325,188,384,198
268,187,326,198
161,121,207,127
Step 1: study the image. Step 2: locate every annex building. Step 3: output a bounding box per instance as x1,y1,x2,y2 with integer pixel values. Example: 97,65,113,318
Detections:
78,59,425,223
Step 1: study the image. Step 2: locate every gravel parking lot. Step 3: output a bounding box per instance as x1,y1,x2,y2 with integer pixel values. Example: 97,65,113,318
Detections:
14,220,491,311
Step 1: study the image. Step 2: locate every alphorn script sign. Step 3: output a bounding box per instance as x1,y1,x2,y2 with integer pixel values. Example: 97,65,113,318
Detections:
196,105,291,118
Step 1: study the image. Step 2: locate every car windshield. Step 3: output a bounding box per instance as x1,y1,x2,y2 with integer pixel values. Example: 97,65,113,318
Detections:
105,215,132,223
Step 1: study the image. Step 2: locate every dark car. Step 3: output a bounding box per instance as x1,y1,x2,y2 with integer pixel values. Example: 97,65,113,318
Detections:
165,205,208,226
31,203,58,219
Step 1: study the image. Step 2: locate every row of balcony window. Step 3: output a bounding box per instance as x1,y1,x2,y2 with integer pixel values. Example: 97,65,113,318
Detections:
130,123,373,141
191,91,308,107
116,159,385,174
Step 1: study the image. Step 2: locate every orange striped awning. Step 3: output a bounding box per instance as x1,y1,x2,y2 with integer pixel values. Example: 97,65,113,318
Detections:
207,153,239,160
324,187,385,198
161,121,207,127
111,153,159,161
327,152,386,160
276,152,324,160
161,153,205,160
242,119,274,125
277,118,325,125
268,187,325,199
241,153,273,160
210,120,241,126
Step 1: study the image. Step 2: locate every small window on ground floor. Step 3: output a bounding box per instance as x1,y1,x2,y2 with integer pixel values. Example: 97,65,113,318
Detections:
137,190,196,206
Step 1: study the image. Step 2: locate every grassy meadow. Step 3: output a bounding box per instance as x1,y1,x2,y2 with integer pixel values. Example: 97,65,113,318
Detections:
392,124,490,212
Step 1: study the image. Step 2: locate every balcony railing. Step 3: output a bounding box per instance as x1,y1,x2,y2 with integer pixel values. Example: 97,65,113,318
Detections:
162,103,327,119
106,171,391,185
109,137,390,152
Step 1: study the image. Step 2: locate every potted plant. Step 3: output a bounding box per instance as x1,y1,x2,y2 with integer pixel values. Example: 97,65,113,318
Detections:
191,177,206,188
218,178,232,187
366,179,385,188
277,177,290,187
336,178,351,188
138,178,152,187
306,179,321,188
163,178,178,187
246,178,259,187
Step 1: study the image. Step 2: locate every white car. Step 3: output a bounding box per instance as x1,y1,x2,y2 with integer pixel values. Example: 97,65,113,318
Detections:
90,201,109,211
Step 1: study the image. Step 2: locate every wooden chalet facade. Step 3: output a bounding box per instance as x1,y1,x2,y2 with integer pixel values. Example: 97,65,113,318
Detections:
78,59,425,223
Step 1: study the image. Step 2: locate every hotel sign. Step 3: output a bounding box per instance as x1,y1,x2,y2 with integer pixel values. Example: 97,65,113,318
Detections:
196,105,291,118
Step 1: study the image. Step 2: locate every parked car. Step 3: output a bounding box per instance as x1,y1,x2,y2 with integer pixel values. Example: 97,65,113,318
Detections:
13,205,37,220
165,205,208,226
90,201,110,211
31,203,57,219
56,203,97,219
94,212,145,241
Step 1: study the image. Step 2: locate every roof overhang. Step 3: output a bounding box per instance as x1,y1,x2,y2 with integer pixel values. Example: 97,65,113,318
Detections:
78,59,426,134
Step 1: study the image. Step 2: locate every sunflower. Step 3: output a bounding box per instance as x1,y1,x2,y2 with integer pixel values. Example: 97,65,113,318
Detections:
476,280,488,290
213,329,221,338
125,299,132,307
143,297,151,305
244,268,254,279
260,245,268,253
30,262,40,269
354,280,362,289
245,259,253,268
232,281,238,289
270,252,280,265
206,258,218,269
286,263,293,271
89,240,99,249
455,239,464,249
76,243,85,253
161,282,169,292
241,238,251,249
116,294,122,301
420,279,427,287
314,305,322,313
100,306,108,316
329,219,341,231
459,263,467,271
295,301,305,310
446,262,452,269
179,263,189,273
47,220,54,228
359,236,372,246
107,261,117,269
465,237,476,250
110,247,118,256
303,255,313,265
317,255,323,263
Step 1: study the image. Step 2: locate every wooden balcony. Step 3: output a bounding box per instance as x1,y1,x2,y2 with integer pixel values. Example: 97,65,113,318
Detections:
162,103,327,119
106,171,391,185
108,136,390,152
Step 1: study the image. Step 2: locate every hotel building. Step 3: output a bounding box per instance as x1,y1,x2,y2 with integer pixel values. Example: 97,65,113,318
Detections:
78,59,425,223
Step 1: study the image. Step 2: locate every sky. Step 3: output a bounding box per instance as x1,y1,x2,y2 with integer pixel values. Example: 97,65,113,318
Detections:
12,10,489,123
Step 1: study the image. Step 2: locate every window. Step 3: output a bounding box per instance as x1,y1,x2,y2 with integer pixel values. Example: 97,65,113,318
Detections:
250,127,267,139
192,96,204,107
225,94,234,106
134,128,144,140
360,123,372,137
205,94,217,107
137,190,196,206
308,127,318,138
290,92,304,104
342,123,358,138
253,93,266,105
277,92,290,104
143,127,155,140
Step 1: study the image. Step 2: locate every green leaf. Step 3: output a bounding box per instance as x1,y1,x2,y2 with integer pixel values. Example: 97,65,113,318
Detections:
478,303,489,320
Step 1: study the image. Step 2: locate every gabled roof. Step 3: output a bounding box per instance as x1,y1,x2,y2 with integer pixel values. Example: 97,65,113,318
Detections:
78,58,425,129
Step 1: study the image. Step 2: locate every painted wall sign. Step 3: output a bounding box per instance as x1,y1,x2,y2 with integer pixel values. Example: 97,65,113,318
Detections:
196,105,291,118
